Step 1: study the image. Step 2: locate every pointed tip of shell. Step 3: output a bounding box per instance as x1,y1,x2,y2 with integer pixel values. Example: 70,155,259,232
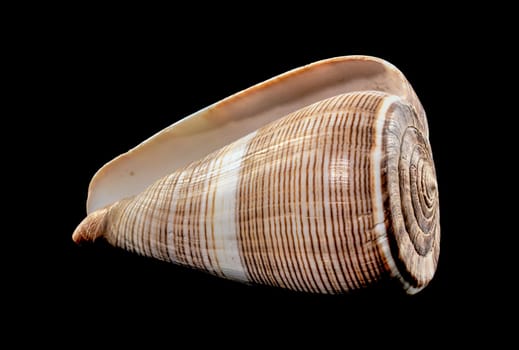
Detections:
72,208,109,244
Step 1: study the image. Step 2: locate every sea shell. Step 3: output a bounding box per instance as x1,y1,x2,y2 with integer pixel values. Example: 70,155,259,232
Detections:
73,56,440,294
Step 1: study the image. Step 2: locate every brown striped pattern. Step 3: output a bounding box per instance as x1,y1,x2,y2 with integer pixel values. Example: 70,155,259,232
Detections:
106,141,250,278
236,91,392,293
76,90,440,294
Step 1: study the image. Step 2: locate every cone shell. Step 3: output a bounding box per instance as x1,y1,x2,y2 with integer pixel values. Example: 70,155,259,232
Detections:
73,56,440,294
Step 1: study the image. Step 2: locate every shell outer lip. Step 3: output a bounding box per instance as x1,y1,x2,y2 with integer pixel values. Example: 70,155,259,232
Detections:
86,55,425,215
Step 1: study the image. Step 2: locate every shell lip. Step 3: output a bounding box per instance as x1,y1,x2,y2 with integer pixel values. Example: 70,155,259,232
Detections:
86,55,423,214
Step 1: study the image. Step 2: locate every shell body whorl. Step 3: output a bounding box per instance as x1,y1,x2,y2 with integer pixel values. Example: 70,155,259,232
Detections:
73,56,440,294
73,92,439,293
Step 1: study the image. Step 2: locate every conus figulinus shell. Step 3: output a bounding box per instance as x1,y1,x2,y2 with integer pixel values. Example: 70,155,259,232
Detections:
73,56,440,294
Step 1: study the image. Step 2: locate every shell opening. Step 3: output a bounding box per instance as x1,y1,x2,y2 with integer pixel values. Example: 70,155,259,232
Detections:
86,56,423,214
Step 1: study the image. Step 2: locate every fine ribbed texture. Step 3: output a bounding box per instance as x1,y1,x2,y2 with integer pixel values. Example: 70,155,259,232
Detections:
237,92,389,293
73,90,440,294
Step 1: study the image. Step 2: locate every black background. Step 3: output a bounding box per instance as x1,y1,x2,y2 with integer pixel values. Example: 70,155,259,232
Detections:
19,13,496,344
